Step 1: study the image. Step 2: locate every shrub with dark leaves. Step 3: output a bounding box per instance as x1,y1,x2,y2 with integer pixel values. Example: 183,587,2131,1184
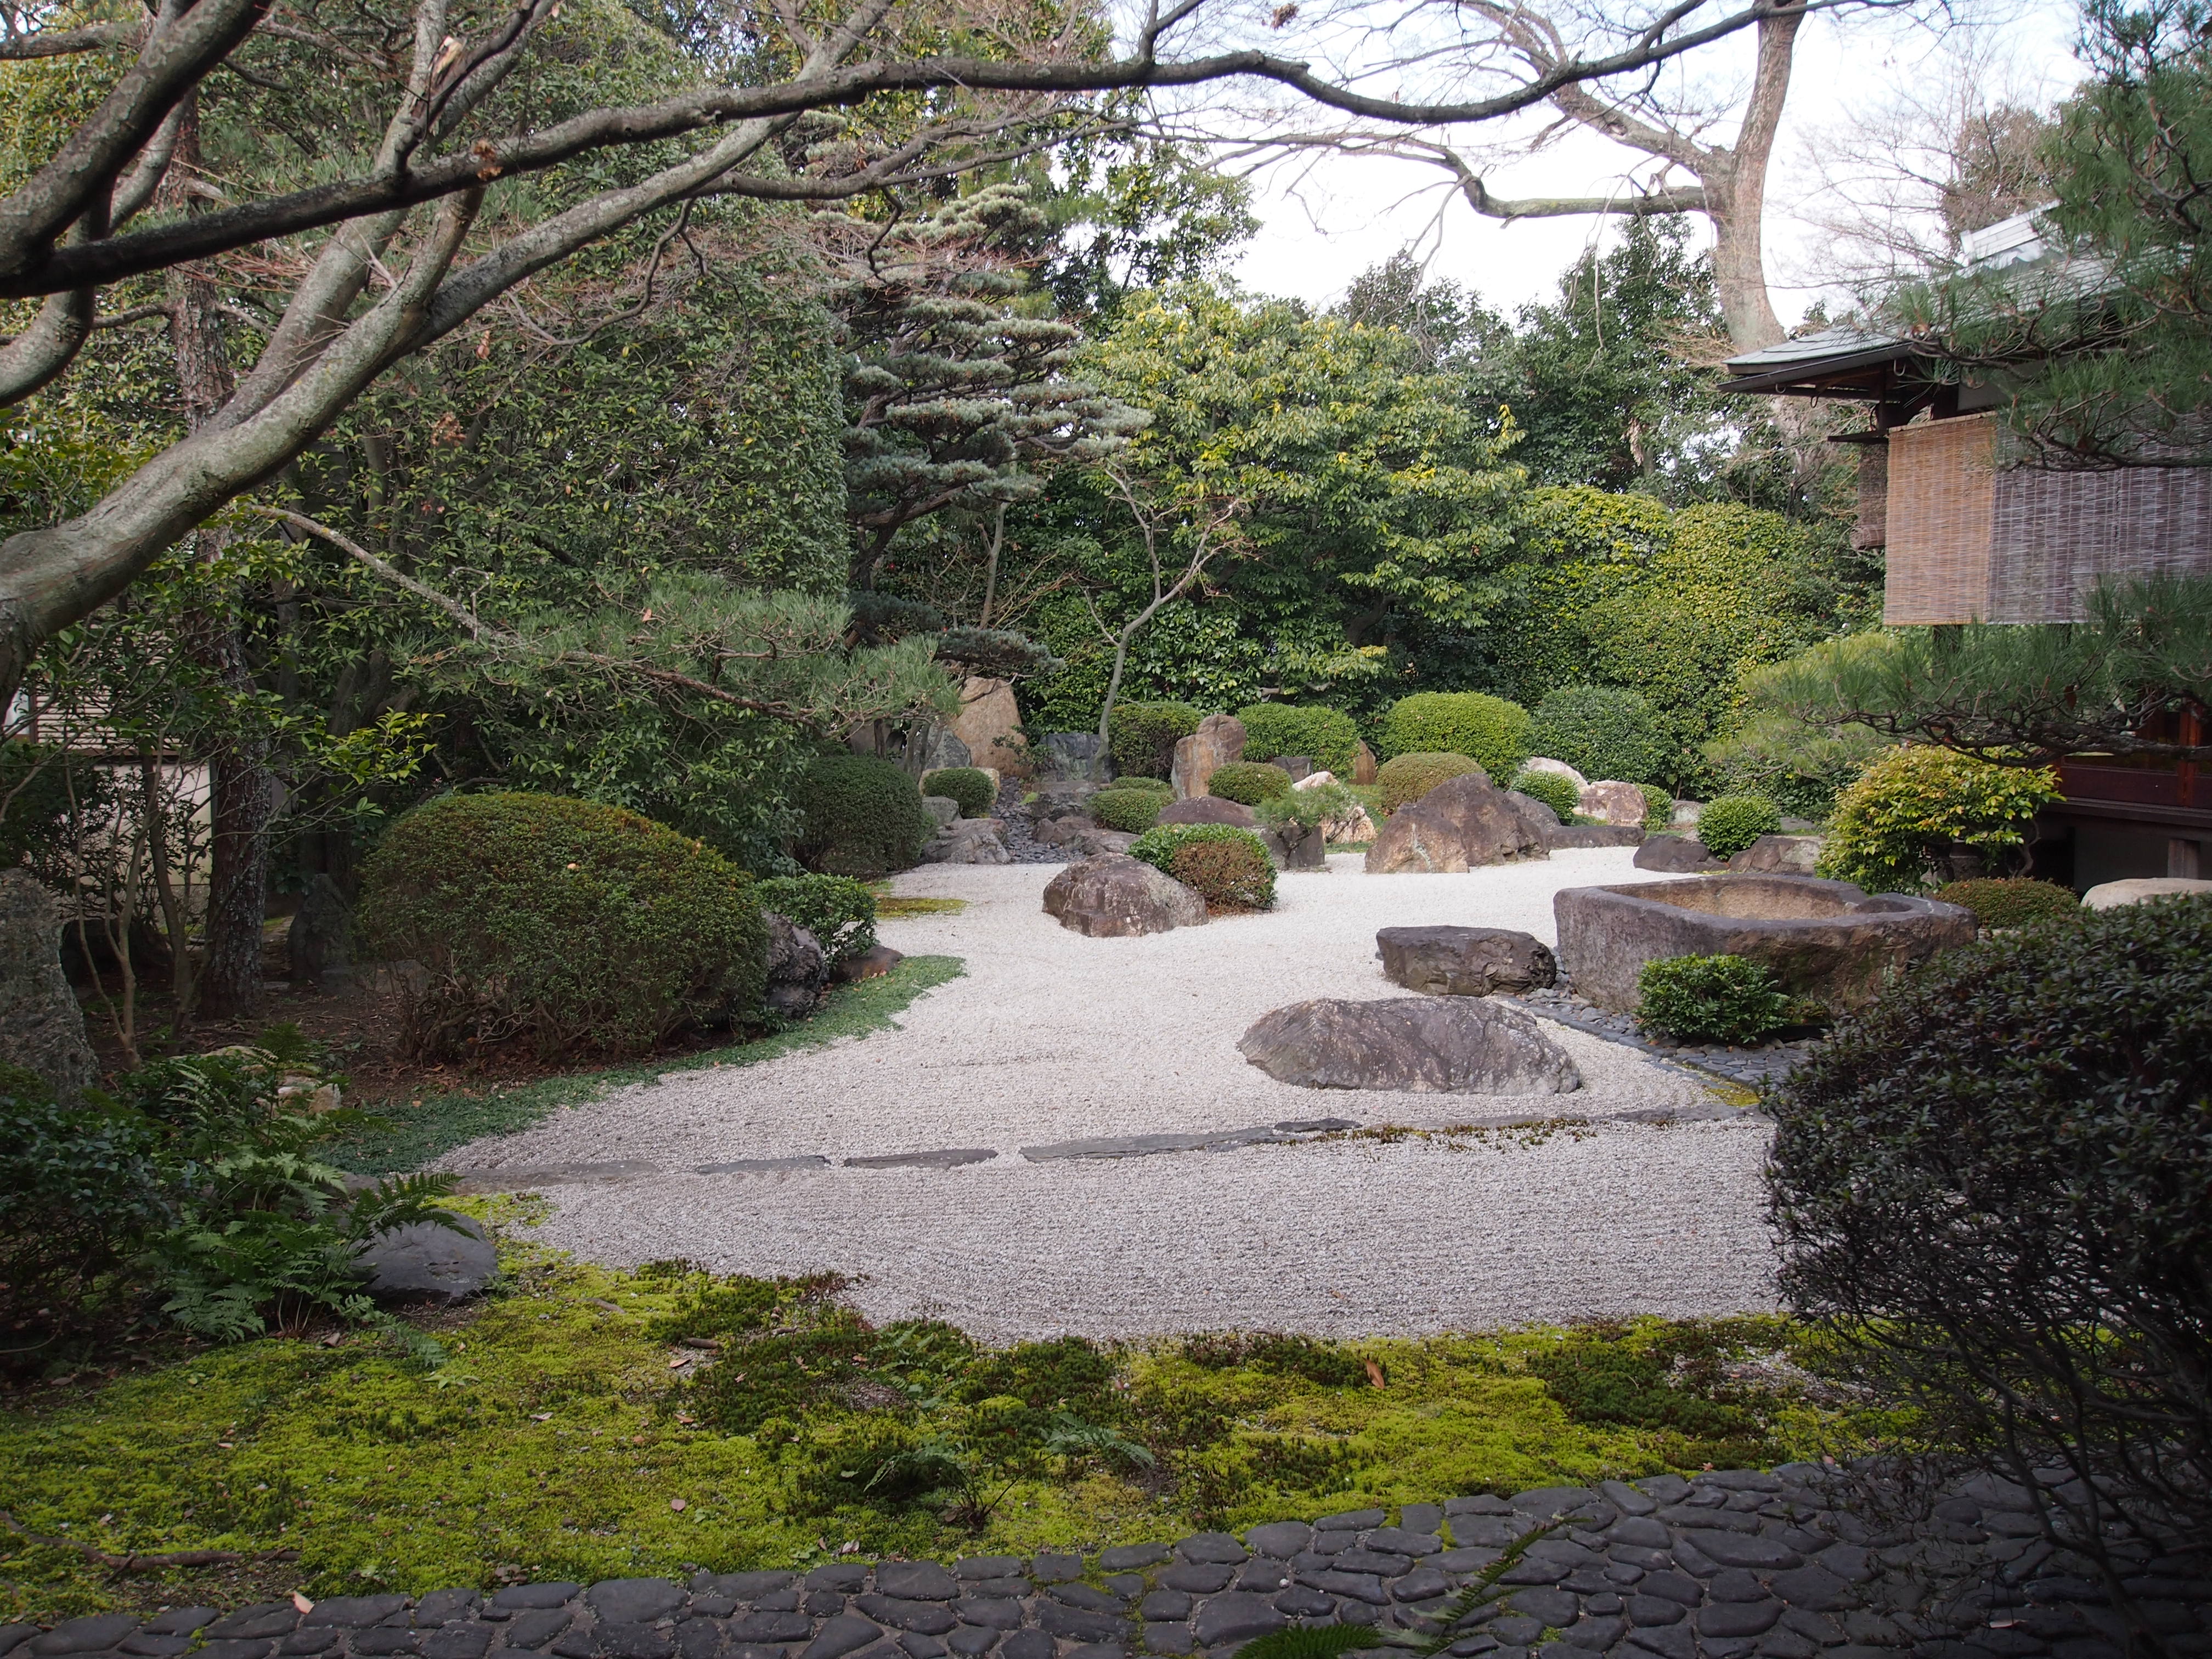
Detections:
1769,896,2212,1570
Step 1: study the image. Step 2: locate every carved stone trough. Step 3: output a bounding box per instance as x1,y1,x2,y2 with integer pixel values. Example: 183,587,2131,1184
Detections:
1553,873,1975,1014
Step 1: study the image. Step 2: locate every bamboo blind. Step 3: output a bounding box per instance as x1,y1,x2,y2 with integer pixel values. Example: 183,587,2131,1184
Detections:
1883,412,2212,623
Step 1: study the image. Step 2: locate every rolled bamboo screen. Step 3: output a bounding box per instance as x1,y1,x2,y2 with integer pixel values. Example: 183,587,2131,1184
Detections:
1883,412,2212,623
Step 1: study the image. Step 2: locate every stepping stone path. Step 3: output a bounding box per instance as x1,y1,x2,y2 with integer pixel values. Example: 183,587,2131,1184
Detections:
10,1468,2203,1659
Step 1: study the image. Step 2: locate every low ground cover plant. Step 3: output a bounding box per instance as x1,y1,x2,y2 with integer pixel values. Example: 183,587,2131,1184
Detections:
0,1223,1896,1625
1207,761,1294,806
1635,955,1795,1045
919,768,996,819
1236,705,1361,777
753,874,878,966
1694,794,1781,859
362,793,769,1060
1091,787,1166,832
1508,769,1580,823
794,754,936,879
1931,877,2081,929
1131,823,1277,910
1771,896,2212,1563
1377,693,1531,778
1376,752,1483,812
1819,746,2061,893
1107,702,1202,778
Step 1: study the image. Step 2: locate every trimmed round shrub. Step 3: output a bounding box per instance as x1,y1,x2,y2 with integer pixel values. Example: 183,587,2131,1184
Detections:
752,873,878,966
1376,752,1484,813
793,753,935,878
361,792,768,1058
1528,685,1666,787
920,767,996,819
1932,877,2082,930
1377,692,1532,777
1091,788,1165,833
1236,704,1361,777
1207,761,1294,806
1104,775,1171,797
1769,896,2212,1549
1819,746,2063,893
1509,769,1580,824
1107,701,1202,779
1635,954,1792,1045
1640,783,1675,832
1130,823,1277,911
1695,793,1782,860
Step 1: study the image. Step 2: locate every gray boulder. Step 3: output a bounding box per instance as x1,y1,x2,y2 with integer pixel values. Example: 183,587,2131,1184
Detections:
1634,834,1726,872
917,726,973,772
0,870,94,1100
1376,926,1557,996
288,872,353,989
1545,823,1645,849
1729,834,1825,874
1238,997,1581,1094
919,819,1012,865
1038,731,1113,783
1269,756,1314,782
2083,877,2212,910
1157,795,1258,828
1260,825,1327,870
1043,855,1207,938
1364,774,1550,873
761,912,830,1018
922,795,960,828
1069,827,1138,857
357,1216,497,1302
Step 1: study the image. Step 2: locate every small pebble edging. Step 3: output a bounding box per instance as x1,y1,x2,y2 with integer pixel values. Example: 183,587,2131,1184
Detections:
10,1468,2204,1659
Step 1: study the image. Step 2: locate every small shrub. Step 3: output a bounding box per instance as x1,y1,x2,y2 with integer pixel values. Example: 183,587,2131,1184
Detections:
1130,823,1277,911
1207,761,1294,806
0,1065,166,1325
793,753,935,878
1375,752,1483,812
1509,769,1581,823
1933,877,2081,930
1378,692,1532,777
1819,746,2062,893
1770,896,2212,1556
362,792,769,1058
752,874,877,966
1255,780,1358,836
1235,704,1361,777
1635,955,1793,1045
1091,788,1165,833
1696,794,1782,859
920,767,996,819
1528,684,1666,786
1641,783,1675,832
1107,701,1202,778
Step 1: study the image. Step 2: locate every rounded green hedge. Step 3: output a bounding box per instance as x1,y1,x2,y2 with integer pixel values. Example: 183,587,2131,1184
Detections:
1104,775,1171,797
752,873,878,964
1378,692,1532,777
1696,793,1782,859
1528,684,1666,786
1509,769,1581,824
1376,752,1484,813
1207,761,1294,806
1932,877,2083,930
794,753,935,878
1635,954,1792,1045
361,792,767,1058
1091,788,1165,833
1235,704,1361,777
1107,702,1203,779
921,767,996,819
1130,823,1277,912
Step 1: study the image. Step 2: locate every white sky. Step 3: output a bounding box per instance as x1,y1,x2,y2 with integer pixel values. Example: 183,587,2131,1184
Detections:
1227,0,2087,323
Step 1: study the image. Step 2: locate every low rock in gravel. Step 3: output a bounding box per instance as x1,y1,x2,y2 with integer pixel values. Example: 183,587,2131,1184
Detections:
1546,824,1644,849
1156,795,1257,828
1365,775,1551,874
1728,835,1824,875
1376,926,1556,997
832,944,902,983
1634,835,1725,873
1042,855,1207,938
356,1216,497,1302
1068,828,1138,858
1238,996,1581,1094
922,796,960,828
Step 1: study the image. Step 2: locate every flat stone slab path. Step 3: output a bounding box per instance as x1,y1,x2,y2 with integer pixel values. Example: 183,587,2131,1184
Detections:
455,852,1779,1339
14,1468,2201,1659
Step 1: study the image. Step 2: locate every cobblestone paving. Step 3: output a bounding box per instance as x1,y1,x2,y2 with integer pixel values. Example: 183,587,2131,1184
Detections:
10,1469,2203,1659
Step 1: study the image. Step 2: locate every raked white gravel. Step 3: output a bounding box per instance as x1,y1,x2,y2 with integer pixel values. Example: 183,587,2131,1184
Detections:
463,849,1780,1338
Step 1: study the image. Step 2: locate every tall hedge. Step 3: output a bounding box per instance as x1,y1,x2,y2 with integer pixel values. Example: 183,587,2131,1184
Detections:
1236,704,1361,777
1528,684,1666,784
793,753,935,878
1377,692,1532,778
361,792,768,1058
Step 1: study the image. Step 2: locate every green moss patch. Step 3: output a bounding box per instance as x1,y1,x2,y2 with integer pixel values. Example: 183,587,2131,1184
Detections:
2,1234,1907,1626
326,957,965,1175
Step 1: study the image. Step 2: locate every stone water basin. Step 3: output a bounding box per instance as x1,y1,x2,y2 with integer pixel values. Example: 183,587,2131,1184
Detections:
1553,873,1975,1013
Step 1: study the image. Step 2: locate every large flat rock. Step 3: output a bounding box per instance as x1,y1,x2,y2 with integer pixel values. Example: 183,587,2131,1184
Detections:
1238,996,1581,1093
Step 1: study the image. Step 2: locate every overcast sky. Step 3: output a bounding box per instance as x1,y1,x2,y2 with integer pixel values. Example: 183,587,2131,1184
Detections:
1226,0,2086,325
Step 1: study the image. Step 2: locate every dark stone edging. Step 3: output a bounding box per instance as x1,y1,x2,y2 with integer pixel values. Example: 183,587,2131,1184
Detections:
1499,991,1814,1093
9,1468,2203,1659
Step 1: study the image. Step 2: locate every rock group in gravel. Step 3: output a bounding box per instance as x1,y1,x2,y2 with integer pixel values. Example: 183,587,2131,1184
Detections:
12,1468,2204,1659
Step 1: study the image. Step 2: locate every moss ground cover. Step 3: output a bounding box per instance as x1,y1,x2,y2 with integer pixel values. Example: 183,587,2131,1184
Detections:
3,1229,1904,1626
324,957,964,1175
